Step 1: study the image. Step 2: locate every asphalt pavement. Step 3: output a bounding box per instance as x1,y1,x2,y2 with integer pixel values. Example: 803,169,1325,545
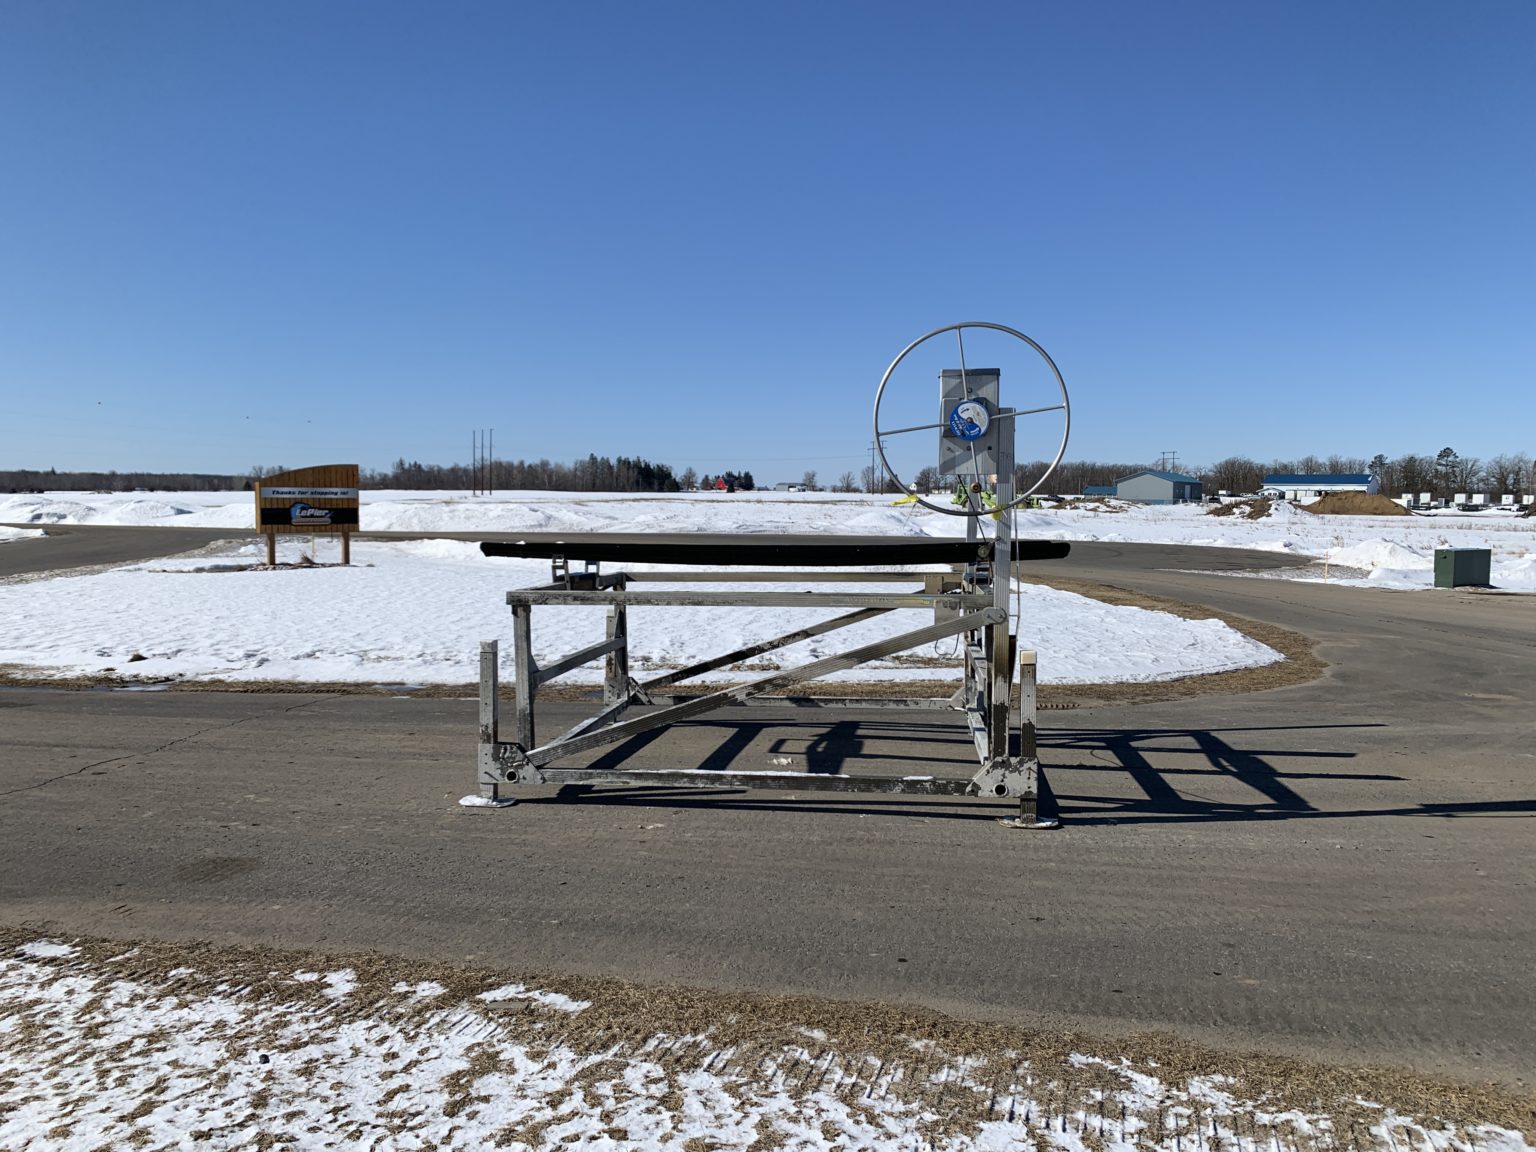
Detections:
1,528,1532,1086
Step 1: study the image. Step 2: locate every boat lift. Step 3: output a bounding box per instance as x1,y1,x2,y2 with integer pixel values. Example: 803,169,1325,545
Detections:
471,322,1072,827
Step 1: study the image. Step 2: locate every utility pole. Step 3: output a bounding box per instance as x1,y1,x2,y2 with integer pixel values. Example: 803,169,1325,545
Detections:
868,439,889,494
471,429,495,496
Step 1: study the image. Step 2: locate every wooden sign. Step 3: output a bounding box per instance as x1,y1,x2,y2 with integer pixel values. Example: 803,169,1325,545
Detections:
254,464,360,564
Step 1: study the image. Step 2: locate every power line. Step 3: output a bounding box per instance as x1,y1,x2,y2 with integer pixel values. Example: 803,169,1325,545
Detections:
472,428,494,495
683,453,868,465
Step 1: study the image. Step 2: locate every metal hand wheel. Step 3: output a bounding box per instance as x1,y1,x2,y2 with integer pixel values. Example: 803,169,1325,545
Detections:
873,322,1071,517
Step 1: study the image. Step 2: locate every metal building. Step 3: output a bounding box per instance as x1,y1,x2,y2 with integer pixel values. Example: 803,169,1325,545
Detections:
1112,470,1203,504
1260,473,1378,503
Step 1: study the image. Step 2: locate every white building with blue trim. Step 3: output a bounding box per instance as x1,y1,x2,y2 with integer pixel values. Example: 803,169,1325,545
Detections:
1260,473,1379,503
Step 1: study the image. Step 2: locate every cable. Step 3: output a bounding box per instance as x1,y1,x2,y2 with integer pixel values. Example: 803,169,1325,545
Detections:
1009,503,1024,649
954,328,990,543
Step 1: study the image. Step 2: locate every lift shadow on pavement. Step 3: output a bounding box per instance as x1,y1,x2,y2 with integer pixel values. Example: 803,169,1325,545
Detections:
1037,722,1534,826
499,714,1514,829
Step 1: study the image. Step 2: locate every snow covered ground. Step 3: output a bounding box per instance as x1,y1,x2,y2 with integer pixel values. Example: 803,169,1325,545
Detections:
0,535,1278,686
4,939,1528,1152
2,488,1531,589
0,525,42,544
3,488,1532,685
1278,537,1536,591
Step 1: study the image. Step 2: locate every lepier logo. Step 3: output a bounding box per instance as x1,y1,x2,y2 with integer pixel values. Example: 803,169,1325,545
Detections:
288,501,334,526
257,494,358,527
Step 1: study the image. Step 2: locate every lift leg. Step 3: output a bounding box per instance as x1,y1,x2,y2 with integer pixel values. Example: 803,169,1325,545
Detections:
467,640,517,808
1000,649,1058,830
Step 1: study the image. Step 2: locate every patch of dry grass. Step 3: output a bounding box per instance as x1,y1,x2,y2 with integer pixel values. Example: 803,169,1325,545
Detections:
1207,497,1273,520
1050,497,1128,513
4,925,1531,1139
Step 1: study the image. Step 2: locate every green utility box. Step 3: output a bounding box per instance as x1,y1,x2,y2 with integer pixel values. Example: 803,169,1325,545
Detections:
1434,547,1491,588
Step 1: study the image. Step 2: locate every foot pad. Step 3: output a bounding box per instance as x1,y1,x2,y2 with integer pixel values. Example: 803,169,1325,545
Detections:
459,794,517,808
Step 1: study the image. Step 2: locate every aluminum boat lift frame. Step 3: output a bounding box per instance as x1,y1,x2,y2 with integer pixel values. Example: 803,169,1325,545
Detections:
473,532,1068,825
473,322,1072,826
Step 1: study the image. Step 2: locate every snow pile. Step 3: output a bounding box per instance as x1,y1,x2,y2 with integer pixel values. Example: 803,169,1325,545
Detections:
1324,540,1432,571
91,497,201,524
0,537,1280,685
1498,554,1536,588
1320,551,1536,592
1299,542,1536,592
0,491,249,529
0,525,43,544
0,497,95,524
1263,498,1316,525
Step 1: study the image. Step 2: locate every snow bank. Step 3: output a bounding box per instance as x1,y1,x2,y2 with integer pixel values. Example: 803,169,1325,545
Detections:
0,537,1280,685
1325,540,1432,571
1317,551,1536,592
1498,554,1536,589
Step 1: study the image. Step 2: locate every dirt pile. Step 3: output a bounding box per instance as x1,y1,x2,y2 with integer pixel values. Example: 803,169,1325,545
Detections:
1052,496,1126,513
1207,497,1272,520
1306,491,1411,516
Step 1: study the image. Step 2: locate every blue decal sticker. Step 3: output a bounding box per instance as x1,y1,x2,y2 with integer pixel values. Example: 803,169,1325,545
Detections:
947,401,990,441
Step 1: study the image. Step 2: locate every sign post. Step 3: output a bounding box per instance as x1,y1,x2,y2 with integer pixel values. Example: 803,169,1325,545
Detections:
253,465,360,566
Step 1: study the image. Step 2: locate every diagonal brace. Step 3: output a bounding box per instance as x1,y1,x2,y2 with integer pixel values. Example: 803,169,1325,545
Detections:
638,606,892,694
513,606,1007,768
535,635,626,687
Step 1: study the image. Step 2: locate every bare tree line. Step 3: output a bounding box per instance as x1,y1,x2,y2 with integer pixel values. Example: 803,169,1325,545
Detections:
1,468,245,493
2,455,687,495
1193,449,1534,501
6,447,1533,501
366,454,684,492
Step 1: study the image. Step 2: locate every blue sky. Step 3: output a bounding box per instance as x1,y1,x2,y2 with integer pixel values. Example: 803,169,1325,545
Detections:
2,1,1532,480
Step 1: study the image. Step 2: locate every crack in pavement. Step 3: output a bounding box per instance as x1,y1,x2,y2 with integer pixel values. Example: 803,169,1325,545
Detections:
0,696,330,797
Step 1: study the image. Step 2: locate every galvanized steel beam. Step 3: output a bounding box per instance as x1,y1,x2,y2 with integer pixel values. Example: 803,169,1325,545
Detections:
537,768,976,796
506,590,991,610
510,607,1005,769
637,607,891,693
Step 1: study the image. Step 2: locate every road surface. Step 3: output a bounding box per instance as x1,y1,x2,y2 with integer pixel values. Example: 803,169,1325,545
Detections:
2,527,1532,1086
